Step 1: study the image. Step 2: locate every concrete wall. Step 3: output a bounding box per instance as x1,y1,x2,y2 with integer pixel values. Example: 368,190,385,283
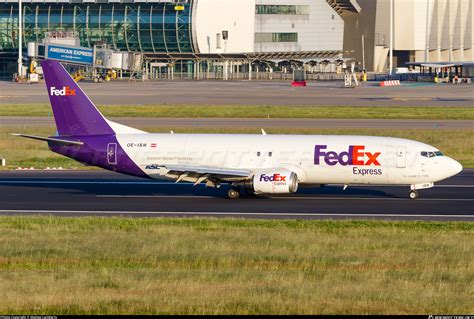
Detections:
193,0,256,54
342,0,378,71
254,0,344,52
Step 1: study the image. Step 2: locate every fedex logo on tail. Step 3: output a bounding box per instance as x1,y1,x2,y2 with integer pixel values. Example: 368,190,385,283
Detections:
314,145,381,166
50,86,76,97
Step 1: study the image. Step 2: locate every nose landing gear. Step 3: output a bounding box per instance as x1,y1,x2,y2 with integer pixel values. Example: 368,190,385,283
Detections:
409,182,434,200
409,190,419,200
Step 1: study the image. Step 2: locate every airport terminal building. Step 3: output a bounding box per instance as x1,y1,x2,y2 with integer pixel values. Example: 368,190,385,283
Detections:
0,0,360,79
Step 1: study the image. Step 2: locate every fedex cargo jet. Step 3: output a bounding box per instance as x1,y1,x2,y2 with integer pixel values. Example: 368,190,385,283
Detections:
15,60,462,199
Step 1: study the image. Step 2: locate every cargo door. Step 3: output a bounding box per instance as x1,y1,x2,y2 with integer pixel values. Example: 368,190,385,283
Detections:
396,146,407,168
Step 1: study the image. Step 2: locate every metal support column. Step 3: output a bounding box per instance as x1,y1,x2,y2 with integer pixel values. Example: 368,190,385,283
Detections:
223,60,229,80
248,61,252,80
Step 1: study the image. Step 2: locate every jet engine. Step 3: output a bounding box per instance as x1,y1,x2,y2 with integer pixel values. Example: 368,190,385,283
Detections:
245,169,299,194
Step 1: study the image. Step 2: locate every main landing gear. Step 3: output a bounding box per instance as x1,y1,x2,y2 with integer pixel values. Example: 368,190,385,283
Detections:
227,187,241,199
409,190,419,200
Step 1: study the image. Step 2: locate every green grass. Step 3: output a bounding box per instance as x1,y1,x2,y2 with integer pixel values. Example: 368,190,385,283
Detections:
0,216,472,314
1,126,473,169
1,104,473,119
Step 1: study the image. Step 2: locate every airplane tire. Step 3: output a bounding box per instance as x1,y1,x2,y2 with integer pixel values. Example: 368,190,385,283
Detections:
227,188,240,200
409,190,419,200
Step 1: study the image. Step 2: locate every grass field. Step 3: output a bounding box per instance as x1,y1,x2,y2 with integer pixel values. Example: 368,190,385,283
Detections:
1,104,473,120
0,217,472,315
1,126,473,168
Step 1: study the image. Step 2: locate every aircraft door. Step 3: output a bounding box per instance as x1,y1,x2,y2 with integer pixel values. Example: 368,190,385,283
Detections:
107,143,117,165
396,146,407,168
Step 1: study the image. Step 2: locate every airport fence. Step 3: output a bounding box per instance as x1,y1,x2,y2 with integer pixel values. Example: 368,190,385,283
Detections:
370,73,420,82
150,70,471,83
369,73,473,83
154,71,346,81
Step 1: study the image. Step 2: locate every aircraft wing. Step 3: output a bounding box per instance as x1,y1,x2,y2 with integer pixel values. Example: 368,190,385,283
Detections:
157,164,252,185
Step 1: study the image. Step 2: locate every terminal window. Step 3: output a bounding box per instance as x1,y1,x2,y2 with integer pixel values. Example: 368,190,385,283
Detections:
256,5,310,15
255,33,298,43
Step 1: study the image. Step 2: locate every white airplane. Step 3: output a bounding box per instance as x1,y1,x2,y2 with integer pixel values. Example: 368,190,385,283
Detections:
15,60,463,200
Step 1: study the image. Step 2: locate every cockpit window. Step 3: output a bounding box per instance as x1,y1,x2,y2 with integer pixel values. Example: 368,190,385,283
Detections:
421,151,443,158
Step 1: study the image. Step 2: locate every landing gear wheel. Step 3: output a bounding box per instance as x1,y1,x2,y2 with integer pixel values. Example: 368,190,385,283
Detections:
409,190,419,200
227,188,240,200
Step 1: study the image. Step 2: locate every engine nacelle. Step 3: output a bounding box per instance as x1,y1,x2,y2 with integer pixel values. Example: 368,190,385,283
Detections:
246,169,299,194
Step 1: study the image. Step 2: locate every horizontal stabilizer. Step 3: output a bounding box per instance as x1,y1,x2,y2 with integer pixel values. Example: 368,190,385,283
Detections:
12,134,84,146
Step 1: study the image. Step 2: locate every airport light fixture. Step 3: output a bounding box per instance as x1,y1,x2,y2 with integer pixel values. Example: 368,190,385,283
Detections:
425,0,431,62
389,0,393,75
18,0,23,77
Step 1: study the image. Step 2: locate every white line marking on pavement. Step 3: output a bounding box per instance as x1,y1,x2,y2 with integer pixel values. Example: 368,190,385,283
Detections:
0,180,472,188
272,197,474,201
98,195,216,199
0,210,472,219
432,185,474,188
346,184,474,188
0,181,182,185
96,195,474,201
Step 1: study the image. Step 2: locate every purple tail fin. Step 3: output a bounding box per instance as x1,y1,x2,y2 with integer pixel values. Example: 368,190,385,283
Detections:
41,60,114,136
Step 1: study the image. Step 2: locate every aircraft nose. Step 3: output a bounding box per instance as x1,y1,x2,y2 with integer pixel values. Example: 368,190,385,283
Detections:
446,157,463,178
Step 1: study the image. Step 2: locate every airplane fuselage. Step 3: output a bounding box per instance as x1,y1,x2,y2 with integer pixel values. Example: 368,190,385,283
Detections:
50,133,462,188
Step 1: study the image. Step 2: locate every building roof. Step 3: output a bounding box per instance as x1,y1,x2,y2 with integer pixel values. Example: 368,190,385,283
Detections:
326,0,361,14
143,51,345,62
1,0,177,3
406,61,474,68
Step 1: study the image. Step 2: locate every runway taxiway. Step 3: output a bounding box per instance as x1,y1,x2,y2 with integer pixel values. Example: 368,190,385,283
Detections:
1,80,473,107
0,170,472,221
1,116,473,130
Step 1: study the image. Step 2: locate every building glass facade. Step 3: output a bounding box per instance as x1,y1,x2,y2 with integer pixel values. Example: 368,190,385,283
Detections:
0,2,194,53
255,32,298,43
255,5,310,15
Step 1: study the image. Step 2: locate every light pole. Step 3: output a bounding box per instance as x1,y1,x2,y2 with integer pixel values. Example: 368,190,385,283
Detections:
389,0,393,76
18,0,23,77
425,0,430,62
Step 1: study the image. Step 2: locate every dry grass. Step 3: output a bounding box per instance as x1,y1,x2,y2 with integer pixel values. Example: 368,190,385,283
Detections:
1,126,473,168
0,217,472,314
1,104,473,119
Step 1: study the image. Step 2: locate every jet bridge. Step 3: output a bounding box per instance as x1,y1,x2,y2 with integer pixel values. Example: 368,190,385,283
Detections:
26,31,143,82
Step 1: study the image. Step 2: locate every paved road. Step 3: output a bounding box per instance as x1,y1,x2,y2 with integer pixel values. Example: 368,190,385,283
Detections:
1,80,473,107
0,170,472,221
1,116,473,130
